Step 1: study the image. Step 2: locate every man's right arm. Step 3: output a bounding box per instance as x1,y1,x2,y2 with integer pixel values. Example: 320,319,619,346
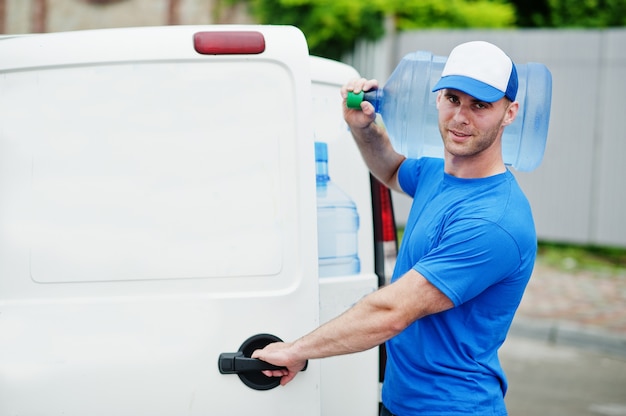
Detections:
341,79,406,194
250,268,454,385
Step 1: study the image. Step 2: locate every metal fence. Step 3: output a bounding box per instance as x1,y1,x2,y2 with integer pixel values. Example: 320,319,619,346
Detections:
345,29,626,248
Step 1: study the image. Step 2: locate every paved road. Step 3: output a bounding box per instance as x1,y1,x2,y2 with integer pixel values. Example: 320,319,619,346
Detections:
499,259,626,415
501,335,626,416
516,262,626,337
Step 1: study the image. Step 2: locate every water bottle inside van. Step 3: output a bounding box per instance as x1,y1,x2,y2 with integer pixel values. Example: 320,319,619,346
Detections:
315,142,360,277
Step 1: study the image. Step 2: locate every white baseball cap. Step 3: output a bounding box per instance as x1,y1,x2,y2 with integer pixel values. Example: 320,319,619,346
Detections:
432,41,518,102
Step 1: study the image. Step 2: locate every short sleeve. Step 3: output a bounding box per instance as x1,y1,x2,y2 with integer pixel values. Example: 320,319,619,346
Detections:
414,219,522,306
398,158,444,198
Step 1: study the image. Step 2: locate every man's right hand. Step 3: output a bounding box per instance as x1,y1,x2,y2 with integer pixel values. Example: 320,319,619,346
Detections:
251,342,307,386
341,78,379,130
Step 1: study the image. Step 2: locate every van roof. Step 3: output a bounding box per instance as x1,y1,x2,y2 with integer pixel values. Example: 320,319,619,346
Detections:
0,25,307,72
310,55,360,85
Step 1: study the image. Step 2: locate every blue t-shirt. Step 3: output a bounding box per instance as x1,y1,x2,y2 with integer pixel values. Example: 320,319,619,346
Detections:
382,158,536,416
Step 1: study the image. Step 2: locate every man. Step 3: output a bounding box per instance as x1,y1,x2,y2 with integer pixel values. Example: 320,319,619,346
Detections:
253,41,536,416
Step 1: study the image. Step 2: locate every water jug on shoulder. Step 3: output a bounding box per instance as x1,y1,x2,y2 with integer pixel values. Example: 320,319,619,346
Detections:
347,47,552,172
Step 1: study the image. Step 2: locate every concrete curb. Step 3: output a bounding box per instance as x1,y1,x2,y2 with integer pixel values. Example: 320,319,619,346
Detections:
510,317,626,359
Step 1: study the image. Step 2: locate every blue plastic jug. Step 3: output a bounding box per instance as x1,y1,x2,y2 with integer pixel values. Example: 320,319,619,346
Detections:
315,142,360,278
347,51,552,172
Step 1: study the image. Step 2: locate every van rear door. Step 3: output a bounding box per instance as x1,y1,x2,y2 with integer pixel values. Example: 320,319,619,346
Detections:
0,26,320,415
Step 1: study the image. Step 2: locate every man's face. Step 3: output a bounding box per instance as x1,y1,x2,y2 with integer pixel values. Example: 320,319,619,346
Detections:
436,89,517,159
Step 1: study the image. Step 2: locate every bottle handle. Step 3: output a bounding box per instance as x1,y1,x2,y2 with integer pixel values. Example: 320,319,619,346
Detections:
346,91,364,109
346,90,380,111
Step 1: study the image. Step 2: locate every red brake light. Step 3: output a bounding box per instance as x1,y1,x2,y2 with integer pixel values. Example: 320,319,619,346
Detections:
193,31,265,55
379,188,396,242
371,176,397,243
371,174,398,288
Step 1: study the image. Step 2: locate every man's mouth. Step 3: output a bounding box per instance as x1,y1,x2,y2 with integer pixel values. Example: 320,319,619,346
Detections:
449,129,471,139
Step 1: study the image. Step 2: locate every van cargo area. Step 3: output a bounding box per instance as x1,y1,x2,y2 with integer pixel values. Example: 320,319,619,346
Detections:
0,26,397,415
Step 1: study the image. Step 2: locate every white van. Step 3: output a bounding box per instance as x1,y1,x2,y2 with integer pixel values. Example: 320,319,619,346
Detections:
0,25,398,415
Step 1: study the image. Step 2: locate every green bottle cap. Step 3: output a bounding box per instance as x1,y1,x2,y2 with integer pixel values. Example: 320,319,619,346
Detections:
346,91,364,109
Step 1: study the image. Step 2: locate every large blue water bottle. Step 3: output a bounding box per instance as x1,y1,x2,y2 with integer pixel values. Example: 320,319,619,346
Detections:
315,142,360,278
346,51,552,171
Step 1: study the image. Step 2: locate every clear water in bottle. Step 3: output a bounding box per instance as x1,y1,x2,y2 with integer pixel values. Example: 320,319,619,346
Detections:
347,51,552,172
315,142,360,278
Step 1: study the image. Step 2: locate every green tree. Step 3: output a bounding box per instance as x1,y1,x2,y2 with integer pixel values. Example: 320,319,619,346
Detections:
547,0,626,27
394,0,515,31
509,0,626,27
237,0,516,59
232,0,626,58
507,0,551,26
245,0,385,60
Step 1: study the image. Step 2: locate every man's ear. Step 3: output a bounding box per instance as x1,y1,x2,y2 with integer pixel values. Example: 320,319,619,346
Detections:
502,101,519,127
435,90,443,109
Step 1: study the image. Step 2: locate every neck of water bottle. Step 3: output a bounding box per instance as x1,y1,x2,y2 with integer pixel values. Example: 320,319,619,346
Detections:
363,89,383,113
316,160,330,184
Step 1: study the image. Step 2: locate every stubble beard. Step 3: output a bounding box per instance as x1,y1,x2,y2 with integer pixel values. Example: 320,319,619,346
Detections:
439,117,504,159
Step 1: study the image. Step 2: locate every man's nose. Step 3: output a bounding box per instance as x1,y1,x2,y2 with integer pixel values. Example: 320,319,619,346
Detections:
452,105,470,124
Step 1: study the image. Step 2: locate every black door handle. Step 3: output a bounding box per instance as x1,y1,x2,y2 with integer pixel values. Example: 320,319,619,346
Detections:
218,352,286,374
218,333,308,390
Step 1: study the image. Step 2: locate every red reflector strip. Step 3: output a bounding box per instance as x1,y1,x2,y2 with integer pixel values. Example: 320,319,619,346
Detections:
380,193,396,242
371,177,397,242
193,31,266,55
